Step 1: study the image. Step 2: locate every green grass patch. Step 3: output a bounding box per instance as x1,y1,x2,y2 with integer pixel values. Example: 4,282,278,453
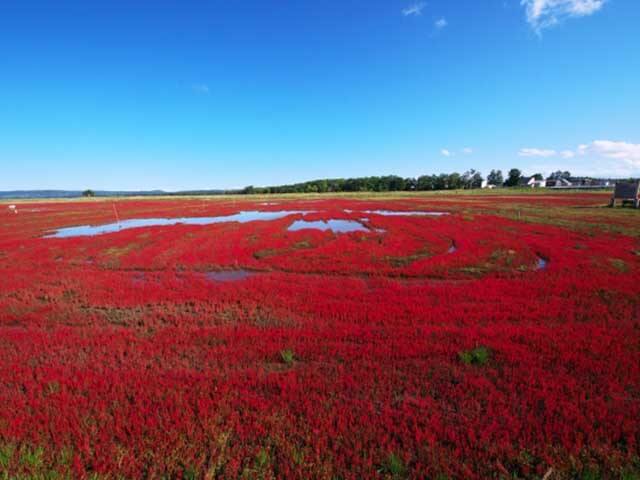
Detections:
458,346,491,366
610,258,629,272
378,452,408,479
280,349,295,365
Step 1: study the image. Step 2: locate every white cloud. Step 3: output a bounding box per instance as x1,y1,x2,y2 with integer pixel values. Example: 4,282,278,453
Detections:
586,140,640,166
440,149,452,157
434,17,448,29
191,84,210,95
521,140,640,176
402,2,426,16
521,0,606,32
518,148,557,157
577,144,589,155
462,147,473,154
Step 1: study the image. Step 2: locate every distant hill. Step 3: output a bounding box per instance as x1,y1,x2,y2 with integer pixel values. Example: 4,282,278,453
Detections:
0,189,236,200
0,190,84,199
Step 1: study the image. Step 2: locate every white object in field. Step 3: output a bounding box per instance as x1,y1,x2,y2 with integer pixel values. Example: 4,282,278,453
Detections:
8,205,17,214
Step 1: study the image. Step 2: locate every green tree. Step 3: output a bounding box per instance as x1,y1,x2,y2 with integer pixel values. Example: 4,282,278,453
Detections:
505,168,522,187
447,172,462,189
416,175,434,191
462,170,483,189
404,177,417,191
487,169,503,186
316,179,328,193
82,189,95,197
435,173,448,190
471,171,484,188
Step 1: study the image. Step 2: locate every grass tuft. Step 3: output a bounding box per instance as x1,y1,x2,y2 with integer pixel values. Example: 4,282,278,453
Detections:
378,452,408,478
280,349,295,365
458,346,491,366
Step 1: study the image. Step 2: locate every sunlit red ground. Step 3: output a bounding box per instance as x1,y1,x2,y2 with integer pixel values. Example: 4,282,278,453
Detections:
0,193,638,478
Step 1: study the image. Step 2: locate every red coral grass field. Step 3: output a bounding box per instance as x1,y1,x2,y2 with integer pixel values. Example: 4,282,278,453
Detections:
0,192,638,479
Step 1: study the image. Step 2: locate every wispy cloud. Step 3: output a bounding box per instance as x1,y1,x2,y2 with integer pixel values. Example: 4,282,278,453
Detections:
521,0,606,33
518,148,557,157
462,147,473,155
585,140,640,166
520,140,640,176
402,2,427,17
191,84,210,95
434,17,448,29
440,148,452,157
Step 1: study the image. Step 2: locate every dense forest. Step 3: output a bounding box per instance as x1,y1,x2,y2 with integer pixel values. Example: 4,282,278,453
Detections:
239,169,627,195
243,169,494,194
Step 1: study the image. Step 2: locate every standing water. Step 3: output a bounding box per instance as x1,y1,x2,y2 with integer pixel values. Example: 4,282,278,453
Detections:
287,219,370,233
205,270,254,282
45,210,313,238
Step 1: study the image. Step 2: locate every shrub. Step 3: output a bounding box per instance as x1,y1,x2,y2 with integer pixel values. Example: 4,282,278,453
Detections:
378,452,408,478
458,346,491,365
280,349,295,365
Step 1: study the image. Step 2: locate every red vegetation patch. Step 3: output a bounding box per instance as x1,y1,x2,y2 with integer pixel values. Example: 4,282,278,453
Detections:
0,195,638,478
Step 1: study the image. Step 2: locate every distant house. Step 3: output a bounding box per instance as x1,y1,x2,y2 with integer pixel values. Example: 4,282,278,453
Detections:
546,177,612,189
518,176,546,188
581,178,612,188
481,180,496,189
545,177,573,188
567,177,597,187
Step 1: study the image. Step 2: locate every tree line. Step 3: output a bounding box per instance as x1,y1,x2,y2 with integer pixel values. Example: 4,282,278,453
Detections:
242,169,534,194
81,169,606,198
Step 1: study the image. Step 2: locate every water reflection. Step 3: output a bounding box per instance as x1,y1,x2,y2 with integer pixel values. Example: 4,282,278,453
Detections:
46,210,312,238
287,219,370,233
536,256,548,270
360,210,449,216
205,270,254,282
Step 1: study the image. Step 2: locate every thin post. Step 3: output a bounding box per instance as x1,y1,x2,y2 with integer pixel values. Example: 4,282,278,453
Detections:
112,203,120,223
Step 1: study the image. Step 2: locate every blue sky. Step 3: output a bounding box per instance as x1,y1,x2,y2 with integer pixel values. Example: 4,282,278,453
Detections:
0,0,638,190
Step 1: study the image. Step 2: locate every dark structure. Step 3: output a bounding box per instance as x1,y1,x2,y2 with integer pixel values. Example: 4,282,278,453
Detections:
610,181,640,208
546,177,613,189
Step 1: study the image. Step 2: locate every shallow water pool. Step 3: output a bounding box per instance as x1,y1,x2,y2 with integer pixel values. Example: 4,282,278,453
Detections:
205,270,254,282
45,210,312,238
287,219,370,233
361,210,449,216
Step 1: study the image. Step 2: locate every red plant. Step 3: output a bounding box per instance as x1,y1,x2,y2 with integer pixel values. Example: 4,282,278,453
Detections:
0,194,638,478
